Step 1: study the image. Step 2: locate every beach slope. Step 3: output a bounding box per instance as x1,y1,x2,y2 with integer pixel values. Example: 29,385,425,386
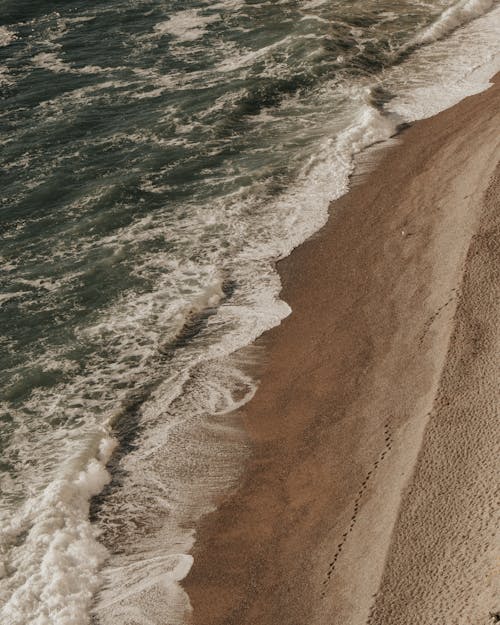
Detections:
184,77,500,625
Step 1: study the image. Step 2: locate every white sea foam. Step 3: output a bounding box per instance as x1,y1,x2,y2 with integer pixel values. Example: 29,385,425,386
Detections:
210,0,244,10
413,0,495,45
93,359,258,625
154,10,220,42
302,0,329,9
0,241,236,625
34,81,135,121
0,292,27,307
215,35,293,72
387,3,500,120
0,435,116,625
32,52,70,74
0,26,16,47
0,66,14,86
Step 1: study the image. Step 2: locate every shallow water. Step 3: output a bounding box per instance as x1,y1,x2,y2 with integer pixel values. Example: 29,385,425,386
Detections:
0,1,499,623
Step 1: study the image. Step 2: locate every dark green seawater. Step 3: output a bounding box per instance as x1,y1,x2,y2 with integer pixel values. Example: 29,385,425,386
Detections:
0,0,498,623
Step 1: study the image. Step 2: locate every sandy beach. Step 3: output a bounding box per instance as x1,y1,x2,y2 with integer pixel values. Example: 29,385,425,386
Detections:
183,75,500,625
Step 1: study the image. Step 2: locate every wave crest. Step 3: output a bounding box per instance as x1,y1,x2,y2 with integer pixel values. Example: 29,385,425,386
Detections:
414,0,495,45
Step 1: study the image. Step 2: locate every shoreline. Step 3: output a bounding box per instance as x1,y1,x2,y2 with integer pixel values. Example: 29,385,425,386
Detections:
183,75,500,625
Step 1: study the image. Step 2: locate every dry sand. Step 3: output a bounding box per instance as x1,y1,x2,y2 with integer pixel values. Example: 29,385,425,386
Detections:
183,76,500,625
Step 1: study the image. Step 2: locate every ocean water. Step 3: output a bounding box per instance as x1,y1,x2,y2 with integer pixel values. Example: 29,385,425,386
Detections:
0,1,499,623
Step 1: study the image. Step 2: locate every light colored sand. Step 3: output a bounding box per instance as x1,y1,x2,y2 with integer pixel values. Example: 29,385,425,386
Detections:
368,164,500,625
184,76,500,625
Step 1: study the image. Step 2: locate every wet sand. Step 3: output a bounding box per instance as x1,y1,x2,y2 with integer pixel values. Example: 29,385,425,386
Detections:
183,76,500,625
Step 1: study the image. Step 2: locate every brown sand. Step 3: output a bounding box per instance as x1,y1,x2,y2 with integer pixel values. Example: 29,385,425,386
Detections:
183,76,500,625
